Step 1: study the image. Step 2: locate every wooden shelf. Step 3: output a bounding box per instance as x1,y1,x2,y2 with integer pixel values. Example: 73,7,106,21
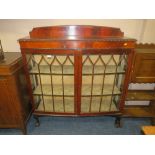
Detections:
123,106,155,117
33,84,74,96
30,65,74,75
36,96,74,113
35,96,118,113
29,65,125,75
83,65,125,75
32,84,121,96
81,97,118,113
82,84,121,96
126,90,155,101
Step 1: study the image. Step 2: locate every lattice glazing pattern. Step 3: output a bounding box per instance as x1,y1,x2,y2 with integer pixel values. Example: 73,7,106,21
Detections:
81,54,127,113
25,53,127,113
26,54,75,113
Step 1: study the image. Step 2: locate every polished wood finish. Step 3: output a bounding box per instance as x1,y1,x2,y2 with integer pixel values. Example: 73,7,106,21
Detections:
19,25,136,121
0,52,32,134
0,77,18,125
124,44,155,122
131,45,155,83
19,25,136,49
124,105,155,117
29,25,124,39
126,90,155,100
19,40,135,49
141,126,155,135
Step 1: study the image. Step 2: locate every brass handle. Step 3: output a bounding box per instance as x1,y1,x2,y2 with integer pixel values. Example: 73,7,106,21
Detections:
124,43,128,46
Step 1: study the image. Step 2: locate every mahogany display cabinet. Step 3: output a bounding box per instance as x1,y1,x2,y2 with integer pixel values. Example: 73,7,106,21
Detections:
18,25,136,126
0,52,32,134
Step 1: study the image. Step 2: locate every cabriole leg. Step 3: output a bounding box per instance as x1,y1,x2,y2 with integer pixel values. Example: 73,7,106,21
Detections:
33,115,40,127
115,116,122,128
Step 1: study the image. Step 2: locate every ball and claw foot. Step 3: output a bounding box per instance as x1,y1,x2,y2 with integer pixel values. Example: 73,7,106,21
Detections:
115,117,122,128
35,121,40,127
34,116,40,127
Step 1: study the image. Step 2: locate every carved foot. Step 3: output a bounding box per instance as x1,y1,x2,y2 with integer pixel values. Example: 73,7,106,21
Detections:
115,116,122,128
34,115,40,127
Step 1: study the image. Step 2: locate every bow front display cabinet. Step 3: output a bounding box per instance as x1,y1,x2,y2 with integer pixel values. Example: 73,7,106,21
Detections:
19,25,136,126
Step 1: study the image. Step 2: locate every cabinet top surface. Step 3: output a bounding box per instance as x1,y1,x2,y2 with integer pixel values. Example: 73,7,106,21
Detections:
19,25,136,42
0,52,22,75
0,52,21,67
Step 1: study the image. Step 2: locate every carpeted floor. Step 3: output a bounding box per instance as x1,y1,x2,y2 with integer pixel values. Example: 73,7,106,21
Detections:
0,116,151,135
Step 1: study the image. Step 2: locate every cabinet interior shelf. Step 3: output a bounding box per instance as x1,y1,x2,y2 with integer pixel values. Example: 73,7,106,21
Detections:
35,96,118,113
29,65,125,75
32,84,121,96
126,90,155,101
123,106,155,117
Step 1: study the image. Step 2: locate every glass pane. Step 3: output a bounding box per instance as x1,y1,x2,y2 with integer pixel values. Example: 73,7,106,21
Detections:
35,96,74,113
26,54,75,113
81,95,120,112
81,54,127,113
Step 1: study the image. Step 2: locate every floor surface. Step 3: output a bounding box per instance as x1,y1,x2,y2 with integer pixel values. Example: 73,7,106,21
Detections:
0,116,151,135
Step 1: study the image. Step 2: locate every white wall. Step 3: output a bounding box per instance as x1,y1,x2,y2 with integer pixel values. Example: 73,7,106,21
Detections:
142,20,155,43
0,19,155,52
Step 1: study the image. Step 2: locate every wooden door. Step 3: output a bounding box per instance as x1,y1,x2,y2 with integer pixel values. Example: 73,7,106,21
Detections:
0,76,17,126
131,52,155,83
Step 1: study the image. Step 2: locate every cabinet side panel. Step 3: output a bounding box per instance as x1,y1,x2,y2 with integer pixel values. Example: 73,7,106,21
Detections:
14,67,32,123
0,76,19,126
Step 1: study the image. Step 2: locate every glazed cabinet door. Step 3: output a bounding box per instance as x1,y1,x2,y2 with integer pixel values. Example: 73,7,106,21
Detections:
25,53,75,114
80,52,130,114
0,76,17,125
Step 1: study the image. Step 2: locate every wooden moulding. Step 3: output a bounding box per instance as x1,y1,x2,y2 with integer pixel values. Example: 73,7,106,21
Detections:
29,25,124,39
136,43,155,49
19,25,136,49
